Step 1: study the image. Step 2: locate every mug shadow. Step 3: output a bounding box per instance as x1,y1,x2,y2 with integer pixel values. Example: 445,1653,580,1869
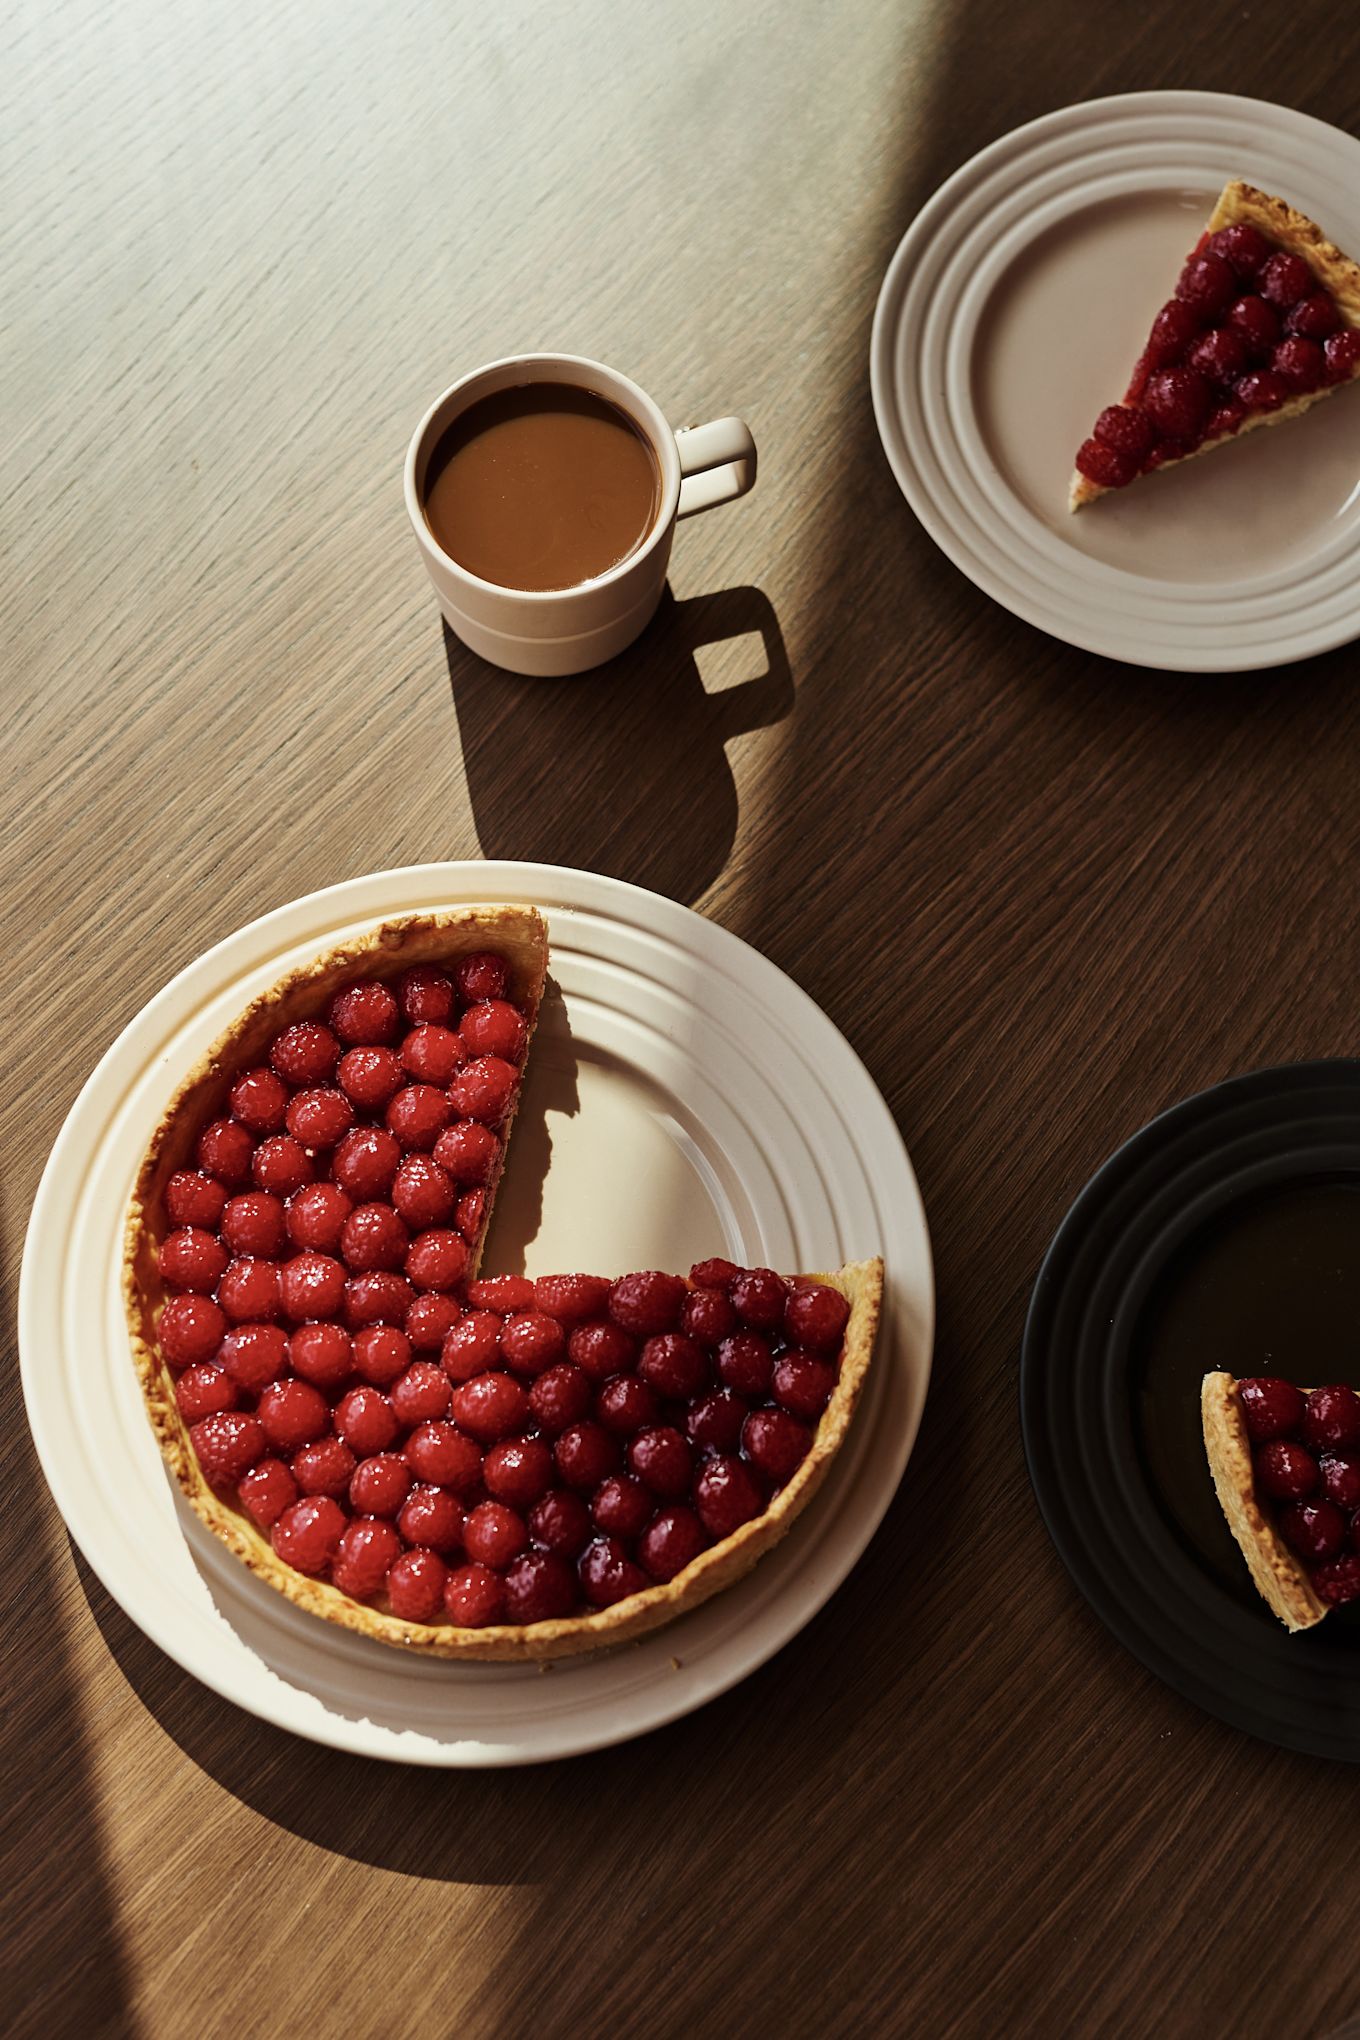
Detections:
445,585,793,906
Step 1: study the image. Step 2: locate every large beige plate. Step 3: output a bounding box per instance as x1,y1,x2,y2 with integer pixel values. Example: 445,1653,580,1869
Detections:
19,863,934,1765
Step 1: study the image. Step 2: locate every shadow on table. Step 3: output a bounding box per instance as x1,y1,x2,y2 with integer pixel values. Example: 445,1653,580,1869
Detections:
444,586,792,906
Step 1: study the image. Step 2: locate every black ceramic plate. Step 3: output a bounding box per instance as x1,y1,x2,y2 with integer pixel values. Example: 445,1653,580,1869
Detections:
1022,1060,1360,1761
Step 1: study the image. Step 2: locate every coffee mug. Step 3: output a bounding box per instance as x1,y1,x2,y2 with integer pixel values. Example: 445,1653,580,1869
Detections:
404,352,756,677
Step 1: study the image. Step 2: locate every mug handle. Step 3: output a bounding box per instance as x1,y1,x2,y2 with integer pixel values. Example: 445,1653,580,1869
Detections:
674,416,757,519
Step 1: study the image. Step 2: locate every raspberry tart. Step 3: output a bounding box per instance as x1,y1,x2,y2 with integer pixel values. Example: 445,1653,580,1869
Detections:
1202,1371,1360,1630
1071,181,1360,509
125,909,884,1660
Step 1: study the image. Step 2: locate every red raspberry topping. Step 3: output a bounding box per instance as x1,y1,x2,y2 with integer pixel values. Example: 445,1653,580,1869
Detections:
1254,1438,1319,1501
690,1257,741,1288
335,1384,399,1456
405,1420,482,1492
285,1180,352,1252
285,1086,354,1150
221,1191,287,1259
390,1360,451,1425
1144,298,1200,368
388,1547,449,1622
1319,1454,1360,1511
1226,294,1281,358
638,1331,706,1398
387,1083,453,1151
397,965,456,1026
1285,292,1341,340
220,1322,289,1392
464,1500,529,1568
596,1375,659,1435
190,1410,266,1486
448,1055,518,1126
466,1274,535,1313
400,1024,466,1085
1142,367,1212,442
160,1227,229,1294
398,1485,464,1552
1235,369,1290,413
1301,1385,1360,1455
533,1273,612,1321
444,1560,505,1626
279,1250,346,1322
555,1420,621,1491
1279,1499,1346,1563
332,1126,402,1199
238,1457,298,1530
484,1437,555,1508
454,952,509,1003
1324,330,1360,383
1206,222,1270,277
337,1045,404,1112
352,1323,412,1385
252,1136,315,1197
455,1190,486,1241
1092,405,1157,460
451,1372,530,1443
195,1118,255,1185
680,1288,737,1345
330,980,400,1046
340,1203,409,1273
406,1228,469,1292
570,1319,638,1381
717,1332,774,1396
350,1452,411,1517
158,1293,227,1368
1205,401,1247,440
432,1120,500,1184
460,1000,529,1064
639,1506,706,1582
773,1351,836,1419
1176,251,1236,317
1185,327,1250,386
1311,1554,1360,1606
272,1495,346,1574
579,1538,648,1609
229,1066,290,1134
503,1549,576,1623
742,1407,812,1485
695,1455,764,1538
218,1257,282,1323
1074,438,1136,490
289,1320,353,1390
609,1270,686,1336
291,1436,356,1499
686,1390,747,1454
499,1310,566,1375
1272,337,1325,392
529,1363,593,1433
405,1291,462,1352
1238,1378,1306,1441
165,1170,228,1228
258,1378,330,1452
730,1268,789,1331
1258,250,1313,307
628,1425,692,1498
332,1519,402,1600
784,1281,851,1352
270,1020,339,1087
592,1474,651,1539
442,1310,504,1381
343,1271,414,1329
528,1490,593,1558
175,1363,239,1422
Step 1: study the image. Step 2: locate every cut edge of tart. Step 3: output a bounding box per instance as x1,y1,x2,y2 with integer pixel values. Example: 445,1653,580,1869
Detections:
1201,1371,1327,1633
1070,181,1360,511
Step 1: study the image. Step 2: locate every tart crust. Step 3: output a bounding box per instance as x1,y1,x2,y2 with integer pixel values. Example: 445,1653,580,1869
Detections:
1201,1370,1327,1632
1070,181,1360,510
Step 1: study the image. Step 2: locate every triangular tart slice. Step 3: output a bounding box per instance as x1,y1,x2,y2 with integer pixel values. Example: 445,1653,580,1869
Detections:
1202,1370,1360,1630
1071,181,1360,509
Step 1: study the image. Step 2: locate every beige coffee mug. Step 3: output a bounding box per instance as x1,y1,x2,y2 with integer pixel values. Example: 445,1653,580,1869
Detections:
404,352,756,677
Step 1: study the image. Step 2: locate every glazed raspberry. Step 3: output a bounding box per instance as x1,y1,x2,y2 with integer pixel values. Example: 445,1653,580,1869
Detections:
397,965,456,1026
400,1024,466,1085
444,1560,505,1626
1205,401,1247,440
258,1377,330,1452
221,1191,287,1259
165,1170,228,1229
609,1270,686,1336
1254,1438,1319,1501
530,1363,593,1433
332,1518,402,1600
1285,291,1341,340
1324,330,1360,382
387,1083,453,1151
406,1228,469,1292
534,1273,612,1321
579,1537,648,1609
285,1086,354,1151
690,1257,740,1289
454,951,509,1003
1142,367,1212,441
467,1274,535,1313
448,1055,518,1126
350,1452,411,1517
158,1293,227,1368
160,1227,229,1294
638,1507,706,1583
463,1499,529,1568
289,1320,353,1390
499,1311,565,1375
785,1281,850,1352
1235,369,1290,413
773,1351,836,1420
271,1020,339,1087
291,1435,356,1499
344,1270,414,1328
596,1375,659,1435
1073,438,1136,490
730,1268,788,1331
1311,1554,1360,1606
340,1203,409,1273
252,1136,314,1197
352,1323,413,1385
405,1419,482,1492
175,1363,239,1421
503,1549,576,1623
442,1310,504,1381
390,1360,451,1425
285,1180,352,1252
1238,1377,1306,1442
388,1547,449,1622
570,1319,638,1381
1258,250,1313,308
456,1190,486,1241
451,1372,530,1443
219,1258,282,1324
432,1121,500,1185
272,1495,346,1574
220,1322,289,1392
1319,1454,1360,1511
1279,1498,1346,1563
229,1066,290,1134
528,1489,593,1557
405,1290,462,1352
686,1390,747,1454
628,1425,692,1498
742,1407,812,1485
1227,294,1281,358
1145,297,1200,368
238,1456,298,1530
330,980,400,1046
398,1485,464,1552
680,1288,737,1346
195,1118,255,1185
1185,326,1250,386
279,1250,345,1322
1206,222,1270,277
1176,251,1237,317
191,1410,266,1486
638,1331,706,1398
717,1332,774,1396
592,1473,651,1539
1092,405,1157,460
1301,1385,1360,1455
332,1126,402,1199
337,1045,404,1112
1272,337,1325,392
335,1384,399,1456
459,1000,529,1064
555,1420,621,1491
695,1455,764,1538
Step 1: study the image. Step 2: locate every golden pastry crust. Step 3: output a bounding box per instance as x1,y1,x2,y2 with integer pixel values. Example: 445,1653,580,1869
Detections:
1201,1371,1327,1632
1070,180,1360,510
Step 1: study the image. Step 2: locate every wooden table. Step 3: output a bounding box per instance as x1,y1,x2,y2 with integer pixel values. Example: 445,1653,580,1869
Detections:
7,2,1360,2033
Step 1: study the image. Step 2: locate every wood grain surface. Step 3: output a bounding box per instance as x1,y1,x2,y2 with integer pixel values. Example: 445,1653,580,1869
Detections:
6,1,1360,2035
